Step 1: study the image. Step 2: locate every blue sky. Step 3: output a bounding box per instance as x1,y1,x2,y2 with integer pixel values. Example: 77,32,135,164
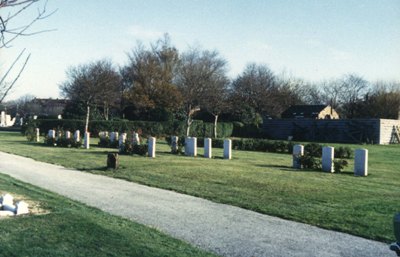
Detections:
2,0,399,100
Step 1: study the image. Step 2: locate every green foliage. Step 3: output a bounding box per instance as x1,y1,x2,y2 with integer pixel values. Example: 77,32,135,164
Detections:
335,146,353,159
165,136,185,154
44,135,82,148
25,119,234,139
333,159,349,173
299,155,322,170
304,143,323,157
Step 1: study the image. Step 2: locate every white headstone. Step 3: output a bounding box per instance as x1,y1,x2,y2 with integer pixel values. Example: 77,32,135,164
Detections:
354,149,368,176
191,137,197,157
148,137,156,158
224,139,232,160
15,201,29,215
171,136,179,153
110,132,115,143
84,132,90,149
322,146,334,173
48,130,56,139
185,137,191,156
1,193,13,205
292,144,304,169
35,128,40,142
119,133,127,151
74,130,80,142
133,132,140,145
0,111,5,127
65,131,71,139
204,138,212,158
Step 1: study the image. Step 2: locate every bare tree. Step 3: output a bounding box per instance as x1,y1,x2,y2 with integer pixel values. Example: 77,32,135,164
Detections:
0,0,55,103
320,74,369,118
60,59,121,132
176,48,228,136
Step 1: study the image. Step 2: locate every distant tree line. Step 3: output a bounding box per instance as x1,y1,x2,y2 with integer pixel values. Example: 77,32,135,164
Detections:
7,34,399,136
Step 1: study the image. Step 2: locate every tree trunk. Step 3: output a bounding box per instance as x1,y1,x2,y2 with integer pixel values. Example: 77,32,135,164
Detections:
104,103,109,121
85,104,90,133
213,114,218,138
186,114,192,137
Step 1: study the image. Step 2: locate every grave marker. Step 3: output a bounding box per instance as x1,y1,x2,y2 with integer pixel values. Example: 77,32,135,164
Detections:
292,144,304,169
322,146,334,173
204,138,212,158
224,139,232,160
148,137,156,158
84,132,90,149
354,149,368,176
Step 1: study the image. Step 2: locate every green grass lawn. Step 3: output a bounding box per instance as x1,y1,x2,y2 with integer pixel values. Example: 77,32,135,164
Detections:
0,173,217,257
0,131,399,243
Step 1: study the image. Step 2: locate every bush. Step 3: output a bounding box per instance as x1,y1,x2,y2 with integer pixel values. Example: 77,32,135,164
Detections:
23,119,234,139
335,146,352,159
304,143,323,157
44,135,82,148
333,159,349,173
299,155,321,170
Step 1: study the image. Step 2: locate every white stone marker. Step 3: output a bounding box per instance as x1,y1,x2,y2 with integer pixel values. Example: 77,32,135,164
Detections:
354,149,368,176
84,132,90,149
292,144,304,169
191,137,197,157
119,133,127,151
133,132,140,145
224,139,232,160
0,111,5,127
185,137,191,156
204,138,212,158
322,146,334,173
171,136,179,153
1,193,13,205
148,137,156,158
65,130,71,139
74,130,80,142
48,129,55,139
35,128,40,142
15,201,29,215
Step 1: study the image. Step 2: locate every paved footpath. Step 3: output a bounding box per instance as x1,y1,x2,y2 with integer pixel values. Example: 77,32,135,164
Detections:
0,151,392,257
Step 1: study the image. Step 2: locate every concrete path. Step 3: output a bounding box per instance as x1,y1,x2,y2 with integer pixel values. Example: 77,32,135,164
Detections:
0,151,392,257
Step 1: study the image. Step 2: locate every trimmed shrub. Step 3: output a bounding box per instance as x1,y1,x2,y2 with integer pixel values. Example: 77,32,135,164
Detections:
333,159,349,173
23,119,234,139
299,155,321,170
304,143,323,157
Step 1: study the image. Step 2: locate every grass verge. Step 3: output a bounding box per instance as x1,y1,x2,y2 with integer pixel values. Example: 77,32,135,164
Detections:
0,131,399,243
0,172,217,257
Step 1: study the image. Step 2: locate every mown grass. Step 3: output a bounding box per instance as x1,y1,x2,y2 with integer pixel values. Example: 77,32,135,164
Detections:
0,173,217,257
0,132,399,243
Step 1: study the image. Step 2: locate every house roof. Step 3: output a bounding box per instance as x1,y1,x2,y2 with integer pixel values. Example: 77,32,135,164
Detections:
281,105,329,118
31,98,70,106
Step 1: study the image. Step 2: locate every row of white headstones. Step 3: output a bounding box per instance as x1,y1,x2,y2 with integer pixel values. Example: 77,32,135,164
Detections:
41,129,233,159
292,145,368,176
41,129,368,174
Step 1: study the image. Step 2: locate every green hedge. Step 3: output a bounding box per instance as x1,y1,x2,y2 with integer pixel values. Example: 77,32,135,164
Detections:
24,119,234,138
